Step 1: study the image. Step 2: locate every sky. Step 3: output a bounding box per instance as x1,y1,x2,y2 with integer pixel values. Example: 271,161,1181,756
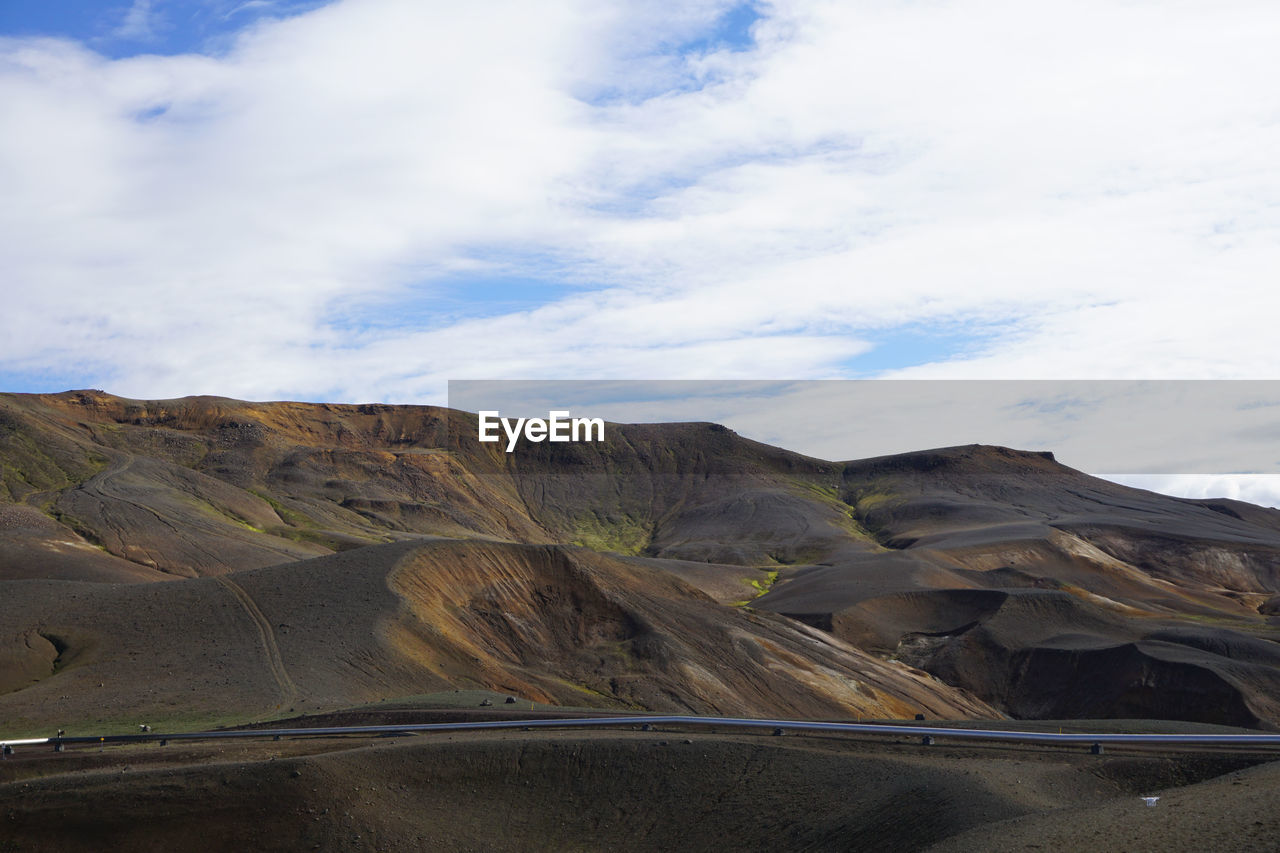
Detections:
2,1,1279,497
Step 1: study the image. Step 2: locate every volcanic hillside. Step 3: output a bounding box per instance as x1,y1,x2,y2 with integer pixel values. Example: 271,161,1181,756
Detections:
3,390,1280,732
756,446,1280,726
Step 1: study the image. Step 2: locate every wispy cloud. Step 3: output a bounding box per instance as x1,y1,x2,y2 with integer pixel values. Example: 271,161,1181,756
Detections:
224,1,276,20
1103,475,1280,510
112,0,161,42
1,0,1278,404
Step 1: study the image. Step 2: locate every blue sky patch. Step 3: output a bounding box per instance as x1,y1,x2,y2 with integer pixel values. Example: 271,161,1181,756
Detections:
845,323,1006,375
324,273,580,337
578,2,763,107
680,2,760,55
0,368,104,395
0,0,333,59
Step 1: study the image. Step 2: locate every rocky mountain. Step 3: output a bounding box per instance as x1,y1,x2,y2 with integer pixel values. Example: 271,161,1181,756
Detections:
4,390,1280,731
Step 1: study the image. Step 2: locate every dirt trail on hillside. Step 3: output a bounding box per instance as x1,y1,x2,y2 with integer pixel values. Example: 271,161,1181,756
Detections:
215,575,299,707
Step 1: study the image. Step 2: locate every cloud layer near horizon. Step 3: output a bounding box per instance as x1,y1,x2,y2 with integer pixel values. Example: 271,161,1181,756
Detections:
3,0,1279,402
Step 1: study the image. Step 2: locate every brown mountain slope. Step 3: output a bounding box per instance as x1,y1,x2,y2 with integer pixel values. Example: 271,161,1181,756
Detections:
0,504,172,583
0,391,866,578
0,392,542,576
0,539,992,735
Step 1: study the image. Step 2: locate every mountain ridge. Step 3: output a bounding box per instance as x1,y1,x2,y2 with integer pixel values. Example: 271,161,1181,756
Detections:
4,390,1280,730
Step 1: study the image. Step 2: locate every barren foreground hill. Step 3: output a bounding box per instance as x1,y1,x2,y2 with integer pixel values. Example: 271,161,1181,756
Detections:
8,728,1280,853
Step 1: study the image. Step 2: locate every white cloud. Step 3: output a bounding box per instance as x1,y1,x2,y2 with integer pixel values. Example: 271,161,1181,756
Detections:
2,0,1279,405
1103,476,1280,510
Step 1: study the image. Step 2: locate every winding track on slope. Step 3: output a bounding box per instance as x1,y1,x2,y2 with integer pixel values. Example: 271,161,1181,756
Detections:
214,575,299,707
68,449,313,570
